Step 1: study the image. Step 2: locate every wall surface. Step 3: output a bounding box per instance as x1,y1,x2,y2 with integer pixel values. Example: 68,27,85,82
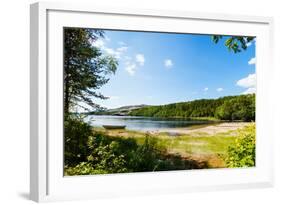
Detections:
0,0,280,204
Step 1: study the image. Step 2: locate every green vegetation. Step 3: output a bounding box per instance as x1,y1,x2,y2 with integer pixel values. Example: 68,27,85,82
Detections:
212,35,255,53
64,28,117,113
129,94,255,121
64,117,207,175
225,124,255,167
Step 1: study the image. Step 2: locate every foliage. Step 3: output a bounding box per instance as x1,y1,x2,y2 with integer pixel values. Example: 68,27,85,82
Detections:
86,134,128,173
64,28,118,113
212,35,255,53
63,28,123,174
214,94,255,121
64,162,109,175
225,124,256,168
64,115,93,166
64,116,206,175
64,117,128,174
128,136,164,172
130,94,255,121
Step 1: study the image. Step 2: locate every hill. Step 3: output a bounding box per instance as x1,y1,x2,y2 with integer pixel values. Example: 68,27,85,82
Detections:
93,104,149,116
129,94,255,121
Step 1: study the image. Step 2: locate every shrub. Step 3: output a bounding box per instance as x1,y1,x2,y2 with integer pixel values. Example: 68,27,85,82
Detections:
64,162,109,175
128,136,164,172
87,134,166,173
64,115,93,166
86,139,128,173
225,124,255,168
64,117,129,174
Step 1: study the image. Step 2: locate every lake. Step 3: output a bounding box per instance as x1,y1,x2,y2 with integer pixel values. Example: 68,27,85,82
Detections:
85,115,212,131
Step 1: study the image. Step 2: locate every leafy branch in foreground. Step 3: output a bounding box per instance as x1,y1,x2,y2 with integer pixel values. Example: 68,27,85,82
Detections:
212,35,255,53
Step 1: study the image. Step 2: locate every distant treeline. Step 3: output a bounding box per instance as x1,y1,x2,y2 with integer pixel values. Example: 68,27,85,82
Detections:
129,94,255,121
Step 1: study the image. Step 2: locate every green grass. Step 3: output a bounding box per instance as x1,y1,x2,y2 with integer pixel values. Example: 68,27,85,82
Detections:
156,132,236,156
96,128,237,155
93,127,241,168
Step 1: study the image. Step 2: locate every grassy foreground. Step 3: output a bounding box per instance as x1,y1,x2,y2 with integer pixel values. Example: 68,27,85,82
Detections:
64,119,255,175
92,122,252,168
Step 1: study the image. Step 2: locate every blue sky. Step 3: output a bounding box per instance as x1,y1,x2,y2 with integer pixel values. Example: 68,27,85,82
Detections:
92,30,256,109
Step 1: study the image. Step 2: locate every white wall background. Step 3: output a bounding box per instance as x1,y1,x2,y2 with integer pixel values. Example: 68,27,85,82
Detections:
0,0,280,204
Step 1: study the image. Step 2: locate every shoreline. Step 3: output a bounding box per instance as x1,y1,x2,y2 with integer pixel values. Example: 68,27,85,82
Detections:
147,122,251,135
97,122,253,137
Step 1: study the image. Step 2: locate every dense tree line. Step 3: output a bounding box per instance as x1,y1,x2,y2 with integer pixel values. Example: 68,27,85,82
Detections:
130,94,255,121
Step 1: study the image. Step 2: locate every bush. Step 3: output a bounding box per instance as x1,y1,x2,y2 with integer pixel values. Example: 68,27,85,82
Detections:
87,134,166,173
64,162,109,175
64,115,93,166
225,124,255,168
128,136,164,172
86,139,128,173
64,116,129,174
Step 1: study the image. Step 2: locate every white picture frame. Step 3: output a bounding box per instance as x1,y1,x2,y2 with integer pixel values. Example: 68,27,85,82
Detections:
30,1,274,202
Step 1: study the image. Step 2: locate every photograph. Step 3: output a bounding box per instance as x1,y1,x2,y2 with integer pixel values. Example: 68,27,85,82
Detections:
63,27,256,176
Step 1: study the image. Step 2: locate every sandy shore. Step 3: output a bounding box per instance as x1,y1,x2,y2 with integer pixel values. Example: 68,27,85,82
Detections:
148,122,251,135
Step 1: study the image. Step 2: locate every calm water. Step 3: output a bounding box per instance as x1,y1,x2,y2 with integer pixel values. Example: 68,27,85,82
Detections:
85,115,211,131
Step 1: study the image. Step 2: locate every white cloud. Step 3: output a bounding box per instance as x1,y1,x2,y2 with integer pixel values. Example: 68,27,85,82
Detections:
164,59,173,68
244,37,252,47
236,73,256,94
109,96,120,100
217,88,224,92
136,54,145,66
92,39,105,48
125,63,137,76
204,87,209,91
246,42,252,47
104,35,111,42
124,56,131,61
92,39,128,59
117,46,128,53
104,47,128,59
104,48,116,55
236,73,256,88
124,54,145,76
248,57,256,65
242,87,256,94
93,39,145,76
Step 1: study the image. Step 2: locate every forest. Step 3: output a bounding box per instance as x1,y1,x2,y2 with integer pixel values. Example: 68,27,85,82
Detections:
129,94,255,121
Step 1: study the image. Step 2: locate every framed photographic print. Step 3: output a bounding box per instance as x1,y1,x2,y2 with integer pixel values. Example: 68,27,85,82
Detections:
30,2,274,202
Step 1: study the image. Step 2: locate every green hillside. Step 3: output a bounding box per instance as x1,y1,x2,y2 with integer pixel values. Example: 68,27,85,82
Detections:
129,94,255,121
